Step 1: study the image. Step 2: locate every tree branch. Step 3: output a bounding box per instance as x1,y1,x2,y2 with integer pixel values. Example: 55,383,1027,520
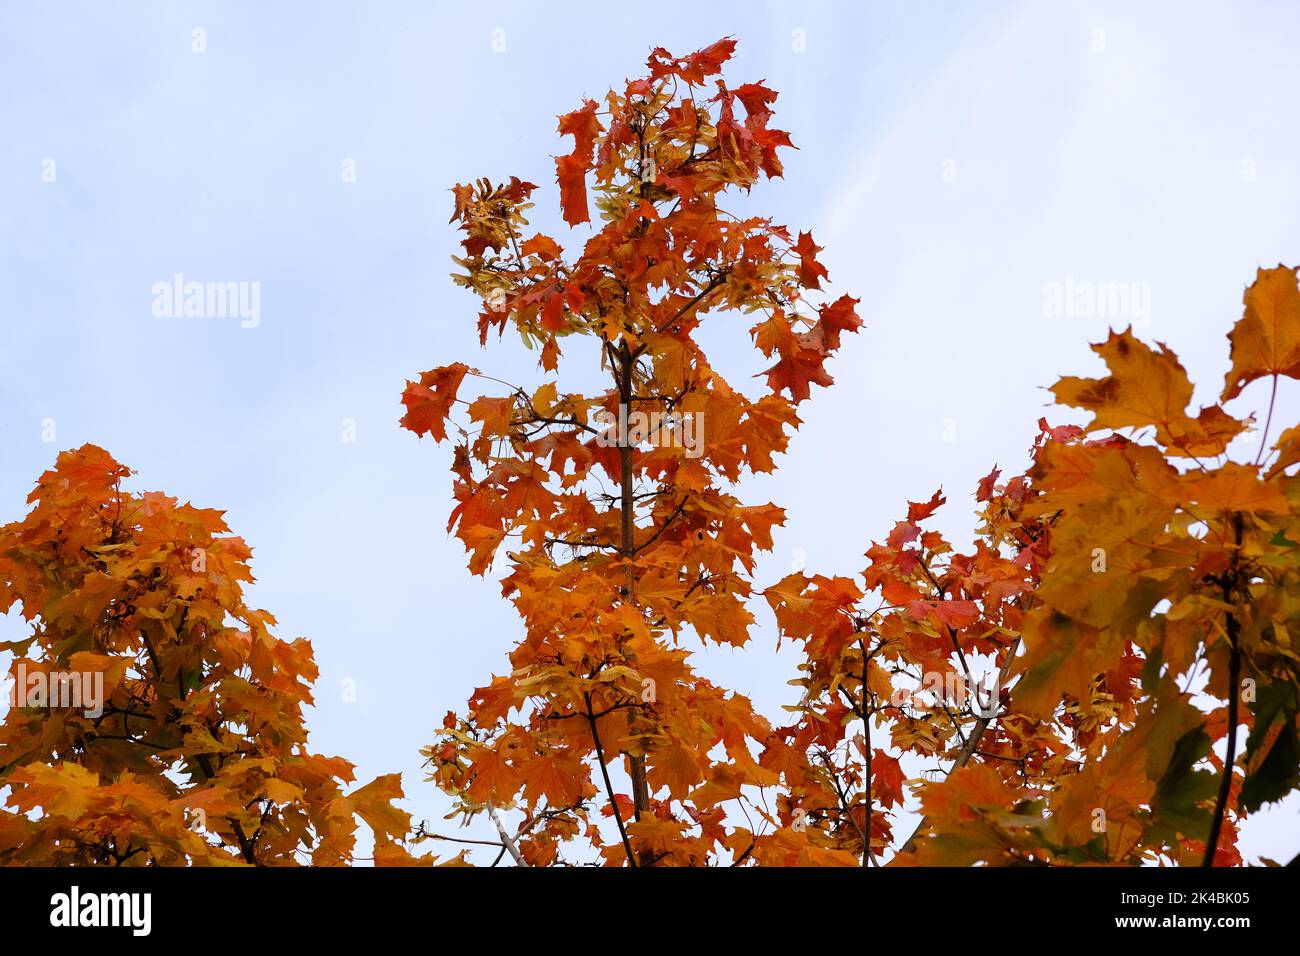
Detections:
895,635,1022,857
487,803,528,866
1204,512,1245,867
584,691,638,867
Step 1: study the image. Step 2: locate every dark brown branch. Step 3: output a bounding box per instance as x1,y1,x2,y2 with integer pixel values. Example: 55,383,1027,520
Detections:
632,495,690,555
584,691,638,867
1204,512,1245,867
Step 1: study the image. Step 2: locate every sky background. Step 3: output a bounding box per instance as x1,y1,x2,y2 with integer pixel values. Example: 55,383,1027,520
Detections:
2,0,1299,864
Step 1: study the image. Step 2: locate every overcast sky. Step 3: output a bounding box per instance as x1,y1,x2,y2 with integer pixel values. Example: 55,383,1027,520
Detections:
2,0,1298,864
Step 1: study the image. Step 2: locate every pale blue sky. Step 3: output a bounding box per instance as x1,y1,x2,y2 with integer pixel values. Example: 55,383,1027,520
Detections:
3,0,1298,864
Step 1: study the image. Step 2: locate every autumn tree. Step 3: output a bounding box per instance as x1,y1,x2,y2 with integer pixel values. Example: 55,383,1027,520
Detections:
773,265,1300,866
0,445,424,866
6,38,1294,875
764,450,1050,864
403,39,863,866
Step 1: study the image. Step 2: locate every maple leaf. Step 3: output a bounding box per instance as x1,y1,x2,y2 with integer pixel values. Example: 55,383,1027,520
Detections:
468,395,514,437
1267,422,1300,477
648,740,705,801
449,182,474,223
1178,462,1290,514
555,154,590,226
792,231,829,289
872,750,907,809
400,363,470,441
975,466,1001,502
520,752,589,807
906,598,979,630
646,37,736,84
374,842,435,867
1052,329,1244,455
813,295,863,351
557,99,601,163
1222,264,1300,400
762,330,837,402
907,488,946,522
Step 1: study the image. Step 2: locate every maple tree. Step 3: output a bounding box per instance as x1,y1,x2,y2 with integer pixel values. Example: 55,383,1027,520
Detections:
771,265,1300,866
404,38,1300,868
403,38,863,866
7,41,1297,872
0,445,429,866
